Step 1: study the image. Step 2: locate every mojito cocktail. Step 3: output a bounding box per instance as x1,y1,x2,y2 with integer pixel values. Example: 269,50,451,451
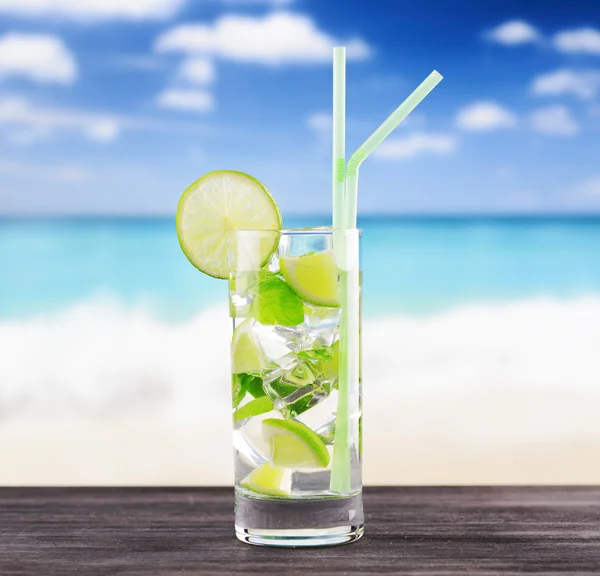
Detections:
175,49,441,547
176,171,363,547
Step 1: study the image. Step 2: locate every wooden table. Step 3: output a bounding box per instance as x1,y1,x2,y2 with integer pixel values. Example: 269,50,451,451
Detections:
1,487,599,574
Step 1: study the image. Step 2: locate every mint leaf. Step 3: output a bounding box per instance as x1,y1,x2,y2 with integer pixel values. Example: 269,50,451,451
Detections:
244,373,266,398
250,272,304,326
234,372,268,401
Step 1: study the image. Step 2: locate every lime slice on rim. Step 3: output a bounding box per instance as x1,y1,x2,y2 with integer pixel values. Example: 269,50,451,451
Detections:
280,250,340,307
232,319,269,374
176,170,282,279
263,418,330,469
240,463,290,497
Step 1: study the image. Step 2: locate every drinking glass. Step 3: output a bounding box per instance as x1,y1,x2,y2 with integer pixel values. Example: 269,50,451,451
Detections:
228,228,363,547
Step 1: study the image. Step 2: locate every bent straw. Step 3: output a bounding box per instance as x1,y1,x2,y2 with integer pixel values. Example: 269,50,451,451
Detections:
332,47,346,230
330,70,443,494
345,70,443,228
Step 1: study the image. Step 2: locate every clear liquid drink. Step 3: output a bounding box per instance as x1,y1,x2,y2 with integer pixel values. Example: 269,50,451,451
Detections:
229,229,363,547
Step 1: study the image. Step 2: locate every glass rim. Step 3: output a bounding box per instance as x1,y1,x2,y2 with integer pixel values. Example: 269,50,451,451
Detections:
230,227,362,236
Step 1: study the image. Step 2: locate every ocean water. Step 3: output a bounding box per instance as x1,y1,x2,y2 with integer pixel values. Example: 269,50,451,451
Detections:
2,216,600,320
2,216,600,484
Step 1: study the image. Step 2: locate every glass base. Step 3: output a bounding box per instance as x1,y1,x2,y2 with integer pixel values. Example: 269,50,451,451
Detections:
234,491,364,548
236,524,364,547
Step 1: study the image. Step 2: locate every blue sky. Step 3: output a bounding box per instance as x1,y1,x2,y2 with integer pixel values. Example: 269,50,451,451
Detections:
0,0,599,216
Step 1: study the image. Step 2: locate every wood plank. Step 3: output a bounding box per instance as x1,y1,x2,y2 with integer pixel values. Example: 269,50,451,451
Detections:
0,487,599,575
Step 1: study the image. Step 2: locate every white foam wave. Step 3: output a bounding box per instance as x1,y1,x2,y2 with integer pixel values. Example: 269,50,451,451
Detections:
0,299,231,422
1,296,600,445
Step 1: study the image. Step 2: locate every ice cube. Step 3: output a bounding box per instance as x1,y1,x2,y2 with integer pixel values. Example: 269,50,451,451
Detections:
304,303,341,348
295,391,338,433
252,322,295,363
234,412,274,469
313,415,336,444
272,324,306,352
272,304,340,352
263,356,331,419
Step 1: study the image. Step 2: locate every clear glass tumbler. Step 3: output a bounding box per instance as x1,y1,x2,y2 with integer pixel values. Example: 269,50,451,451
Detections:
228,228,363,547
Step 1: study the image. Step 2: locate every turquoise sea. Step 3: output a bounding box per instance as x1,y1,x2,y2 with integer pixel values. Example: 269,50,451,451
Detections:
2,216,600,320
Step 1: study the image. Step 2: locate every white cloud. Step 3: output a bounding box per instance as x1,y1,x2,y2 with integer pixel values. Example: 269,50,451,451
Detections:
554,28,600,55
86,119,121,142
0,96,121,141
306,112,331,133
530,105,579,137
0,95,209,145
0,158,89,182
530,69,600,100
0,0,184,22
486,20,541,45
0,33,77,84
178,57,216,85
566,175,600,200
374,132,458,160
155,12,372,65
157,88,214,112
455,101,518,131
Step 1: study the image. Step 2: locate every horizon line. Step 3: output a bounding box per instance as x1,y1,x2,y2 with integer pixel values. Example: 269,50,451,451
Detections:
3,212,600,221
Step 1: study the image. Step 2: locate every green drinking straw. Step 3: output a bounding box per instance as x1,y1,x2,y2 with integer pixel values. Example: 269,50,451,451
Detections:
332,47,346,230
330,46,352,494
329,68,443,494
344,70,443,228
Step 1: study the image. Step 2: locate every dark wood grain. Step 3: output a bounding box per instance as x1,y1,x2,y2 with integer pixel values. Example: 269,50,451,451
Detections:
0,487,599,575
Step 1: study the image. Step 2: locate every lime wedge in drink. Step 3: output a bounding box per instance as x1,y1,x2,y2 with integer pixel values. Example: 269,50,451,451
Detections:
263,418,330,469
233,396,274,422
321,340,339,381
240,463,290,497
280,250,340,307
176,170,282,279
232,319,269,374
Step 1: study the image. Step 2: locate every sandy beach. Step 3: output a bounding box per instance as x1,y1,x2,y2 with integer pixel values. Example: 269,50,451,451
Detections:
2,419,600,485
